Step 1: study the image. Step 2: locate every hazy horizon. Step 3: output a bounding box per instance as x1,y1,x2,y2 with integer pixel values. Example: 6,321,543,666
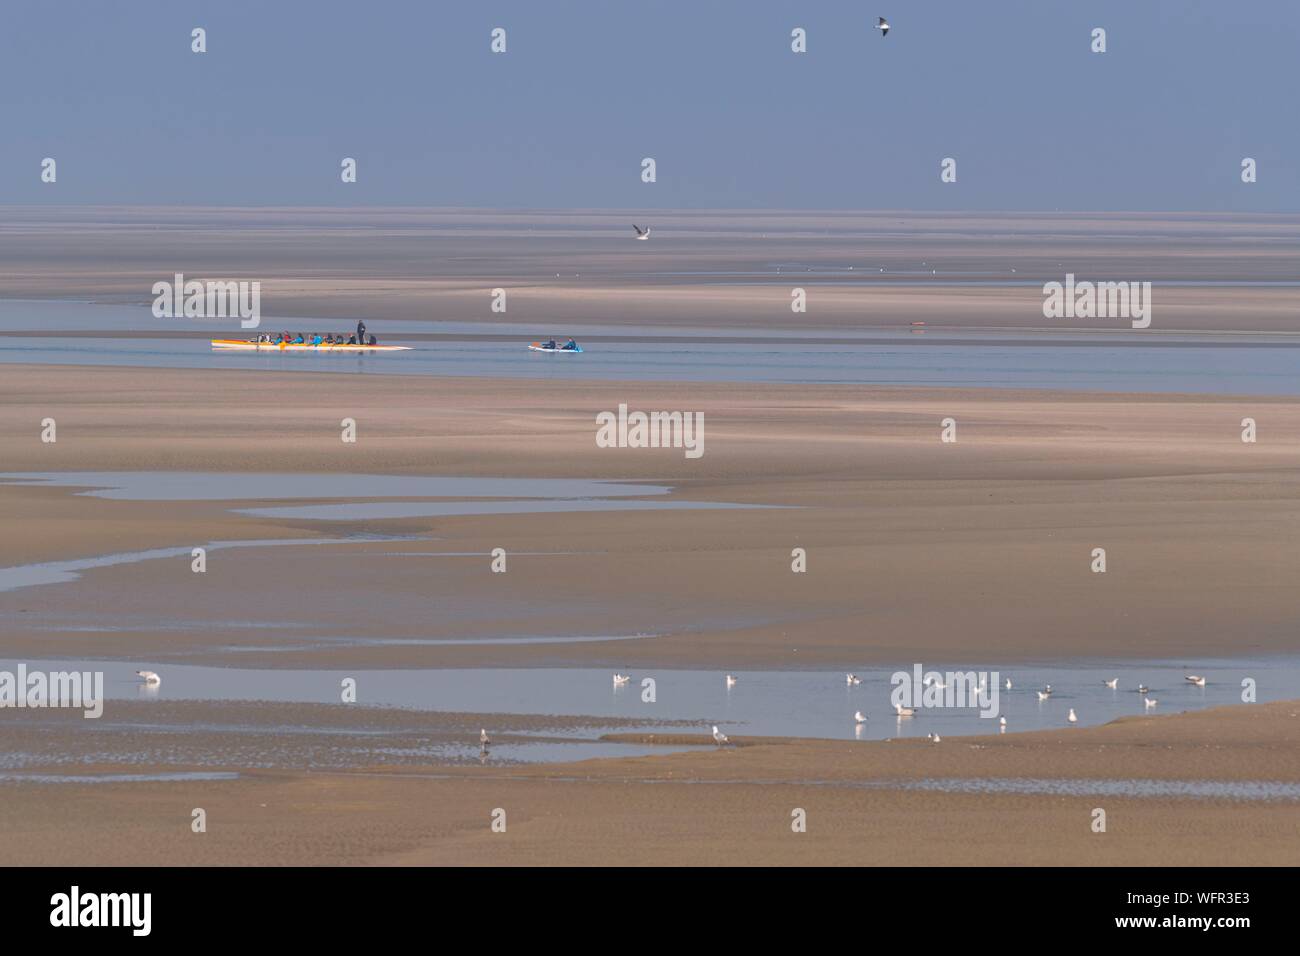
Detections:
1,1,1296,213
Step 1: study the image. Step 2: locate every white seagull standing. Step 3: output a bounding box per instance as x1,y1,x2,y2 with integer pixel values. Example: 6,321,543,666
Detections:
479,728,491,746
712,725,729,745
135,670,161,686
846,673,861,686
725,674,737,687
999,716,1007,733
633,224,650,240
854,711,868,723
1144,697,1158,709
1185,675,1206,687
876,17,890,37
1005,677,1012,690
1104,678,1118,689
1067,708,1078,724
927,732,941,743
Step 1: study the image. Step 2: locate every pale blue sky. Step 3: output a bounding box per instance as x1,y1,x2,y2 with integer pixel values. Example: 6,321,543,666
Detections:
0,0,1294,210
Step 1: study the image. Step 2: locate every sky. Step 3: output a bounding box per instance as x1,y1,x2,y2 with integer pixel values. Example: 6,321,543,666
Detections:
0,0,1295,211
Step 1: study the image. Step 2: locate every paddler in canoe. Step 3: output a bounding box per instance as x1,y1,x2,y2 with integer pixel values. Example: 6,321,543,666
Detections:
534,337,580,351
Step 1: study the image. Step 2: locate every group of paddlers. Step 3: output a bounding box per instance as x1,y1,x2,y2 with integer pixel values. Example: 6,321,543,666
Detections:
254,320,376,346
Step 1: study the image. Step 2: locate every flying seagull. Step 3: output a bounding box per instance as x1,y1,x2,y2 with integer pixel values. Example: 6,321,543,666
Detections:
876,17,890,37
712,725,729,745
135,670,161,686
633,224,650,240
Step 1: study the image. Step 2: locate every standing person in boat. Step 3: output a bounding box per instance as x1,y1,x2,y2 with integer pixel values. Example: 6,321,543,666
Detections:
356,319,367,344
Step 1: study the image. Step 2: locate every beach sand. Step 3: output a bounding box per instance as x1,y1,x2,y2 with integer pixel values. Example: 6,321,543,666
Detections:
1,701,1295,866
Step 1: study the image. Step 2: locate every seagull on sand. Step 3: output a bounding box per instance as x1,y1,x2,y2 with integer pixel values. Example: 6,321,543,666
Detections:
1104,678,1118,689
1067,708,1078,724
633,224,650,240
1185,675,1206,687
712,725,729,745
135,670,161,686
480,728,491,746
1144,697,1158,709
927,732,941,743
854,711,868,723
725,674,737,687
612,673,631,686
999,716,1007,733
876,17,890,37
895,704,914,717
846,673,861,686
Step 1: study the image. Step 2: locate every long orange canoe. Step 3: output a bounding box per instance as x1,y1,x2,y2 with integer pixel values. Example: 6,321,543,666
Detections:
211,339,411,352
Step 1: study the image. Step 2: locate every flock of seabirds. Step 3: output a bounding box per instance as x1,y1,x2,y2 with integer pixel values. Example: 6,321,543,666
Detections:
516,670,1208,754
130,662,1210,757
615,672,1207,747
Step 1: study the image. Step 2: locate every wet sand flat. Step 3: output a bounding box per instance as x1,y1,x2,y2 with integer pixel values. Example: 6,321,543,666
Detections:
4,365,1300,668
1,702,1295,866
